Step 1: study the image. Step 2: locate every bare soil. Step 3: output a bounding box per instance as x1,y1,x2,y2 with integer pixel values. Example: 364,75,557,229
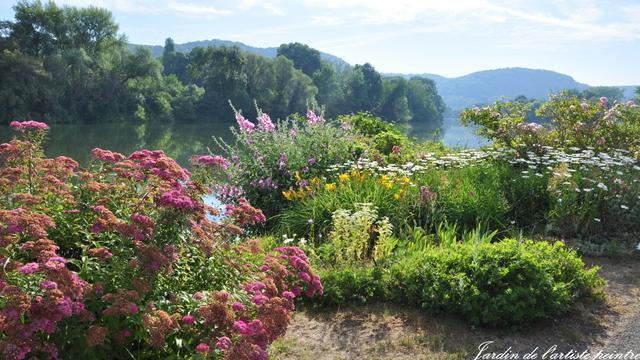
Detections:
271,257,640,360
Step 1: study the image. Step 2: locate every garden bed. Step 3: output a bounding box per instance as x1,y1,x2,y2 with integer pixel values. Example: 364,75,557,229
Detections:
272,256,640,360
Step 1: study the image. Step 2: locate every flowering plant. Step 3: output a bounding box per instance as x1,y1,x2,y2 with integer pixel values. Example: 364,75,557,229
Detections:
0,122,321,359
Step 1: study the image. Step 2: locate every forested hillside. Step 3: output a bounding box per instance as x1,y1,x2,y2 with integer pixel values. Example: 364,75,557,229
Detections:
0,1,445,126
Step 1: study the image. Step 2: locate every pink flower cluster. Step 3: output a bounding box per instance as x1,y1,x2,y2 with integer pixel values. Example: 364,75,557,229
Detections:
225,198,267,227
306,110,324,125
191,155,230,169
257,113,275,131
236,114,256,132
9,120,49,131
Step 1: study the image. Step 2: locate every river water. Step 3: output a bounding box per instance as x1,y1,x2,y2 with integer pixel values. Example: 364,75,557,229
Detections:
0,119,485,166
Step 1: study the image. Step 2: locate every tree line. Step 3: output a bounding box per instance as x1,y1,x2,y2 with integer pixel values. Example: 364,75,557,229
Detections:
0,1,445,126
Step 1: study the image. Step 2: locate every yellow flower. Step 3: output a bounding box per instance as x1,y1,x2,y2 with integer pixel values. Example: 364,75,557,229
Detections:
282,189,294,201
294,171,301,182
339,173,350,182
401,176,411,185
325,183,337,191
311,177,321,187
393,193,402,200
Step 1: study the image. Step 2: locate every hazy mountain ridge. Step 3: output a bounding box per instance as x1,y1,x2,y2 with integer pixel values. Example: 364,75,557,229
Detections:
129,39,350,68
131,40,636,111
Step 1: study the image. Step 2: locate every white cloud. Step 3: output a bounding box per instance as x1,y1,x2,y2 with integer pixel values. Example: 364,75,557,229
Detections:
166,1,232,16
53,0,233,17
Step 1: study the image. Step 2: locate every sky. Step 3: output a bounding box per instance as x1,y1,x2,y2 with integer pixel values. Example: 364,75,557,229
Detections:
1,0,639,85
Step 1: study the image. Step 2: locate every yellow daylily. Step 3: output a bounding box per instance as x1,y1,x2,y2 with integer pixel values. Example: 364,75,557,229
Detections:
339,173,350,182
325,183,337,191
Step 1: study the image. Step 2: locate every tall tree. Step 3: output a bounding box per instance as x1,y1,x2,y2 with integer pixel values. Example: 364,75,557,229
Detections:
277,42,321,78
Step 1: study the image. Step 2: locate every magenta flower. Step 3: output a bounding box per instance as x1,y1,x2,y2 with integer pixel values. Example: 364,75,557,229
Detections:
192,155,230,169
236,114,255,132
282,291,295,300
257,113,275,131
251,294,269,306
181,315,195,325
216,336,232,351
306,110,323,125
39,281,58,289
232,301,246,311
10,120,49,131
195,343,210,353
18,262,39,274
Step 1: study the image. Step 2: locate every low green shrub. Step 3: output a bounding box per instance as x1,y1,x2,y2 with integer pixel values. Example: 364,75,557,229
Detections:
310,239,603,328
390,239,603,327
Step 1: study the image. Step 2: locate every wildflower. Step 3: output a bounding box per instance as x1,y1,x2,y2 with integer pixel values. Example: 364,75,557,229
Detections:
594,218,601,222
88,247,113,260
236,114,255,132
196,343,211,353
86,325,108,347
18,262,39,274
216,337,232,351
279,153,287,170
232,301,246,311
39,281,58,289
257,113,275,131
597,183,608,191
391,145,402,154
599,97,608,107
338,173,350,182
192,155,230,169
307,157,317,165
306,110,323,125
325,183,336,191
9,120,49,131
621,205,629,210
181,314,195,325
192,292,205,301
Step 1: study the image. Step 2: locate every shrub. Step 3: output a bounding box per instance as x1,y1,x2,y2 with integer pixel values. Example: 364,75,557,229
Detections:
214,110,359,219
0,122,322,359
461,93,640,155
389,239,603,327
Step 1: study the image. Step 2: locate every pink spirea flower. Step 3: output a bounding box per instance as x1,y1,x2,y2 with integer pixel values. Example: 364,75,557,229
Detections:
39,281,58,289
216,336,232,351
18,262,39,274
251,294,269,306
157,190,197,211
306,110,323,125
257,113,275,131
192,292,205,301
181,315,195,325
195,343,210,353
10,120,49,131
282,291,296,300
236,114,255,132
234,319,264,336
232,301,245,311
91,148,125,163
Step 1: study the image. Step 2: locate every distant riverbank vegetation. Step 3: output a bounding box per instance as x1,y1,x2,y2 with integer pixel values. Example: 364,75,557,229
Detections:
0,1,446,127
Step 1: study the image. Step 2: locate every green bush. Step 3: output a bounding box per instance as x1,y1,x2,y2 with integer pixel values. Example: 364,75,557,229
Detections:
389,239,603,327
310,239,603,328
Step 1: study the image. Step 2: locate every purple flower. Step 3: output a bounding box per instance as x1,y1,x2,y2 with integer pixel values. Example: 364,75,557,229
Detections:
282,291,296,300
307,157,316,165
18,262,39,274
279,153,287,170
257,113,275,131
39,281,58,289
216,336,232,351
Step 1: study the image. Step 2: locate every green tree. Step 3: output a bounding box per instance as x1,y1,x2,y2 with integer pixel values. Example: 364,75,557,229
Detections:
379,77,410,124
406,76,445,126
277,42,321,78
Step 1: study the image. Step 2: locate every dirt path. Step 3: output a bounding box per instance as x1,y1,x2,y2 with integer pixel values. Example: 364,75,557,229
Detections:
271,257,640,360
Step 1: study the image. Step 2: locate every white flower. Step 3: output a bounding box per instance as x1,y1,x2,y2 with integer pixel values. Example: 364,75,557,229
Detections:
597,183,608,191
621,205,629,210
594,218,601,222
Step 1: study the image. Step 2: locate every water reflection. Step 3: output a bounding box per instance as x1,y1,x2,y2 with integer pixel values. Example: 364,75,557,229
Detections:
0,122,236,167
0,119,486,167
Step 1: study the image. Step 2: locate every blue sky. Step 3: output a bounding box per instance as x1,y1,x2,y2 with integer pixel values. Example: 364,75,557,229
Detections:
1,0,639,85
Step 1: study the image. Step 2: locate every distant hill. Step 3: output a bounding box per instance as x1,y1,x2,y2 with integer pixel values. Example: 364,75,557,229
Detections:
394,68,591,110
130,41,637,110
129,39,350,68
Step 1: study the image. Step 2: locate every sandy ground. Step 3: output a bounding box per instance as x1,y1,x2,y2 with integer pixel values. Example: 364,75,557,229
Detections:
270,257,640,360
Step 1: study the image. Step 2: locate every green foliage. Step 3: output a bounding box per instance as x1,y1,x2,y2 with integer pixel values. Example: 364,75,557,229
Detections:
277,42,321,78
311,239,603,328
390,239,603,327
328,204,394,263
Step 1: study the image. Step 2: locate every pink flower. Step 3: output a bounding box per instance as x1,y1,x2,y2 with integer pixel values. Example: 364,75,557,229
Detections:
282,291,295,300
10,120,50,131
195,343,210,353
216,336,232,351
232,301,245,311
306,110,323,125
257,113,275,131
279,153,287,170
236,114,255,132
192,292,205,301
181,315,195,325
192,155,230,169
251,294,269,306
391,145,402,154
18,262,39,274
39,281,58,289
